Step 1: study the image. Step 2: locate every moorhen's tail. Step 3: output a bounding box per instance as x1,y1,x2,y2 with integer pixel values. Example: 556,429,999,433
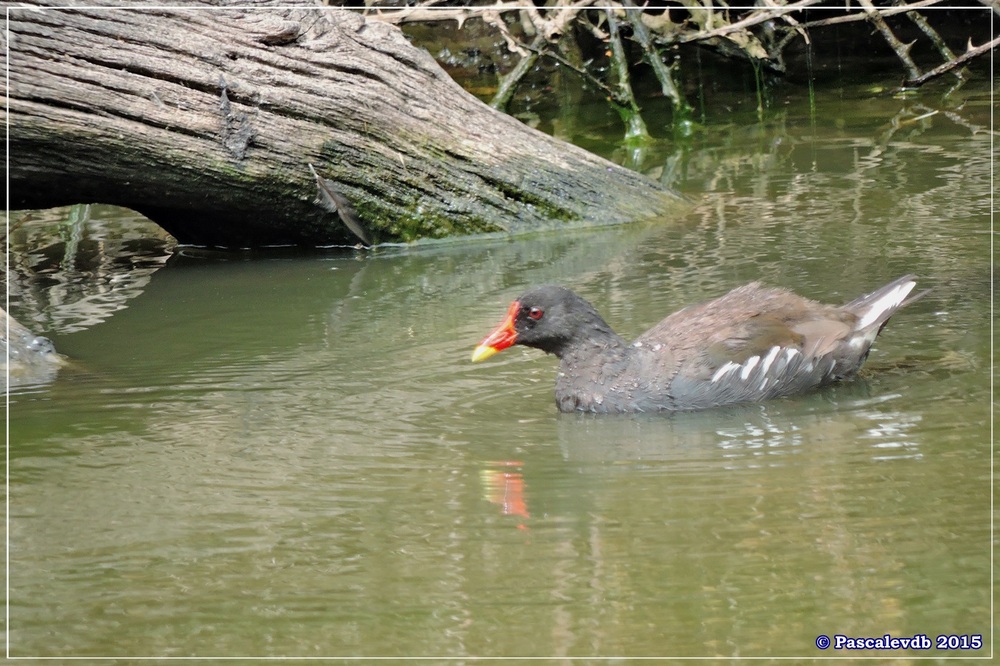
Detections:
843,274,924,334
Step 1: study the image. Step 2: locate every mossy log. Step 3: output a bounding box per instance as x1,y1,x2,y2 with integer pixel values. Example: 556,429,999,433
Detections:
7,0,684,248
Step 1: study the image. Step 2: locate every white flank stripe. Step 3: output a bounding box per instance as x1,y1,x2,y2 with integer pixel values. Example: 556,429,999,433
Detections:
740,355,760,380
759,345,781,376
857,281,915,329
711,362,739,383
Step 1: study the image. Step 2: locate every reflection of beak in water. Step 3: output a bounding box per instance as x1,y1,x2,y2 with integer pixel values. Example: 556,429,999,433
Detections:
481,461,529,529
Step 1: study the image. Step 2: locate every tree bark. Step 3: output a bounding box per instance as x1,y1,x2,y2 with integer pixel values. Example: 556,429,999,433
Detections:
6,0,685,248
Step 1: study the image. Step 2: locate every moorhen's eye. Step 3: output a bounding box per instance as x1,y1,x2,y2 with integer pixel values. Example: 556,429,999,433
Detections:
528,307,544,321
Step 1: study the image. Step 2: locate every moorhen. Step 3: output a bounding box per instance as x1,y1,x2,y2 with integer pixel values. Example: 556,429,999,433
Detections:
471,275,923,413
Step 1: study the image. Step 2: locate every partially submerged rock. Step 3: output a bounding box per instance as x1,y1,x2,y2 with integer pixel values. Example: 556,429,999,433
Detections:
3,308,67,389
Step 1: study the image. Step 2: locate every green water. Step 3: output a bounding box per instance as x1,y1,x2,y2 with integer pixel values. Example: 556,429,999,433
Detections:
5,77,993,659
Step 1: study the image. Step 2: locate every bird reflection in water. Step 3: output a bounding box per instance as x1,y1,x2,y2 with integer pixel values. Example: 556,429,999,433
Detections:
480,461,529,530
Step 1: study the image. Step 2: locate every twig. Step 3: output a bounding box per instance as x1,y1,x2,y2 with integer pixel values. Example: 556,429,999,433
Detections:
482,7,530,56
676,0,823,44
605,8,649,140
899,2,966,82
622,0,688,112
793,0,945,29
367,2,525,26
857,0,922,81
761,0,810,46
900,2,957,60
490,33,546,110
369,0,599,31
518,36,617,99
902,34,1000,87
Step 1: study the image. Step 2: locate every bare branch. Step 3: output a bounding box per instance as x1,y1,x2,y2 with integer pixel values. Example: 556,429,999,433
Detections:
676,0,823,44
605,8,649,140
857,0,922,80
367,2,525,26
490,33,546,109
761,0,811,46
900,2,958,62
902,34,1000,87
622,0,687,110
482,7,530,56
793,0,946,29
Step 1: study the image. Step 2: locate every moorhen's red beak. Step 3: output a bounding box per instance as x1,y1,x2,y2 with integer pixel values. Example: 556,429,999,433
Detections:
472,301,520,362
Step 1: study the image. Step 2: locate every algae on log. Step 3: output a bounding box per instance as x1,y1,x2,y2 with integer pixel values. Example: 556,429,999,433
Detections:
7,0,685,248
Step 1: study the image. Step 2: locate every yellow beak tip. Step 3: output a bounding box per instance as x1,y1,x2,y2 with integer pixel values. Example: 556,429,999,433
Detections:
471,345,499,363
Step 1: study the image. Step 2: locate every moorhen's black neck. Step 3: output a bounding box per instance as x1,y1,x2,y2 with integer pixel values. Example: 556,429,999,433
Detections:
548,319,629,360
551,318,634,414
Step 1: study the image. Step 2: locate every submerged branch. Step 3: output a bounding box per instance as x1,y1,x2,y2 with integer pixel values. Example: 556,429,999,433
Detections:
490,33,546,110
605,7,649,141
622,0,689,114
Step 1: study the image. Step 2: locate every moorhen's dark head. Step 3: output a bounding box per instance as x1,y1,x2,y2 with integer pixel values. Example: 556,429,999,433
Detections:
471,285,612,361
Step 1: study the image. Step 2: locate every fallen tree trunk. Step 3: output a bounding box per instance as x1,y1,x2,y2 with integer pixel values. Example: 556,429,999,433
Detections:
7,0,684,248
